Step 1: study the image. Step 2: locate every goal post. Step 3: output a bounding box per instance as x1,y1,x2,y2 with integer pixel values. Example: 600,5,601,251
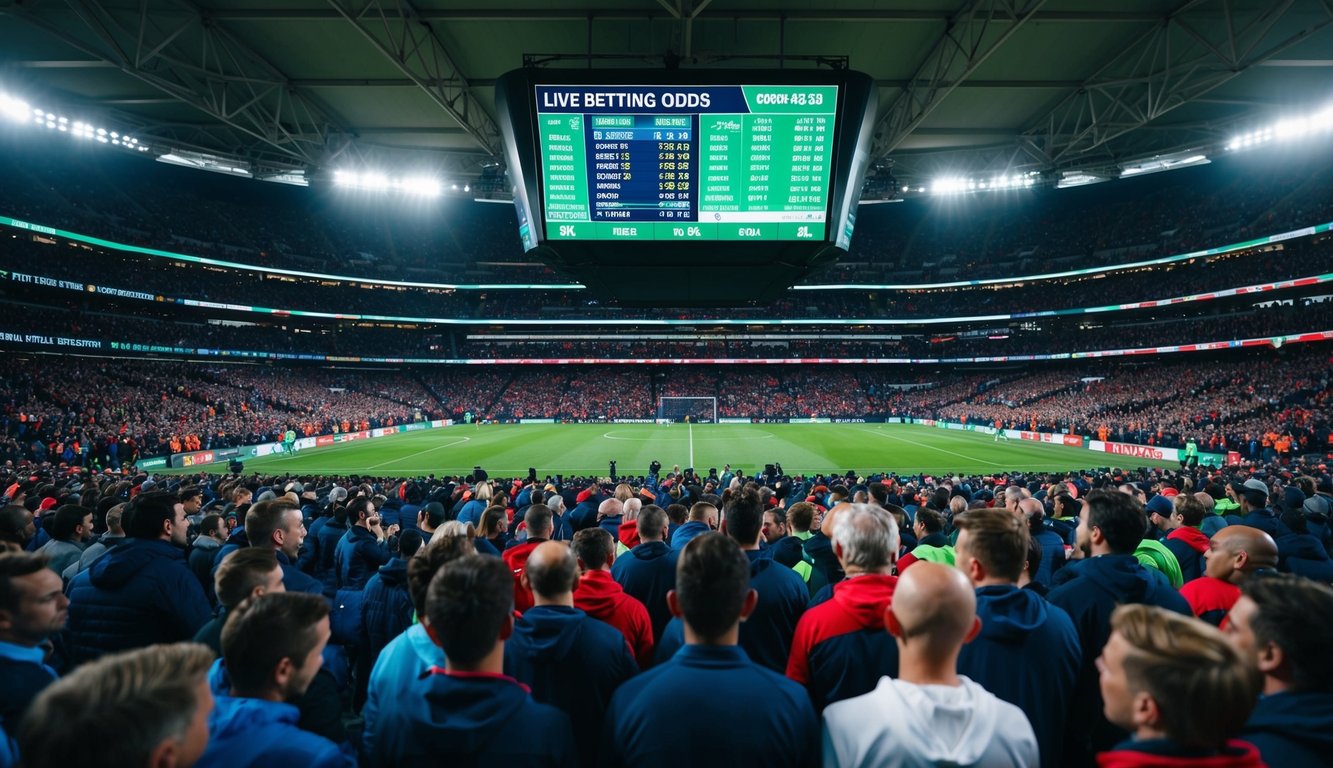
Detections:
656,397,717,424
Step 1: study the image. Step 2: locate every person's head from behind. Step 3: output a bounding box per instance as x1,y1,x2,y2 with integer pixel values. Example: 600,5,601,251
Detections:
886,561,980,662
1173,495,1207,528
572,527,615,573
419,501,446,531
123,490,188,546
221,592,330,701
398,529,425,560
0,551,67,646
787,501,816,534
198,513,224,543
524,503,554,540
1098,604,1259,750
953,508,1029,586
1225,573,1333,694
688,501,718,528
19,642,215,768
213,547,284,611
1204,526,1278,583
406,535,476,617
522,541,578,602
637,505,669,542
1078,490,1146,556
424,555,514,670
668,533,755,645
831,503,899,574
722,489,764,548
478,506,507,539
245,499,305,561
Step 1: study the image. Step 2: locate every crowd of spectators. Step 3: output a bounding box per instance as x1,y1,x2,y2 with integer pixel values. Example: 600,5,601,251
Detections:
1,348,1328,466
3,445,1333,767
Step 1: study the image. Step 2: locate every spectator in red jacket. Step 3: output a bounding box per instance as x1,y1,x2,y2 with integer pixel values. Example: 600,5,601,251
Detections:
571,528,653,668
501,504,553,614
1179,526,1278,627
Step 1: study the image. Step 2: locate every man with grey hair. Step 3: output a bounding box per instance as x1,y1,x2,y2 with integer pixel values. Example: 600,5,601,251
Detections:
543,491,572,541
785,503,901,711
1003,486,1025,514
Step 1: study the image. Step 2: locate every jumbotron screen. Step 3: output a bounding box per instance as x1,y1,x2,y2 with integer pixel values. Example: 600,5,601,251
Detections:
534,85,837,242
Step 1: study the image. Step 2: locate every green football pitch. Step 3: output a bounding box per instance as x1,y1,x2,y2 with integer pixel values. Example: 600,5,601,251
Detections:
165,423,1182,478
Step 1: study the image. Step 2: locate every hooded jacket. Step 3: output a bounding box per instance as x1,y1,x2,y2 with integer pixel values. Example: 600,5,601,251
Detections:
1134,539,1184,589
313,519,348,597
504,605,637,768
1276,533,1333,582
362,624,445,762
1032,528,1068,588
367,670,576,768
67,538,212,663
503,539,546,613
823,675,1038,768
572,570,654,668
1178,576,1240,627
361,557,414,664
956,585,1081,768
802,531,844,585
1165,527,1210,584
786,574,900,712
1241,690,1333,767
334,524,392,590
610,540,676,642
656,549,808,673
669,520,711,551
604,644,818,768
1048,554,1192,764
187,535,222,595
194,696,353,768
0,640,57,729
617,519,640,550
1096,738,1265,768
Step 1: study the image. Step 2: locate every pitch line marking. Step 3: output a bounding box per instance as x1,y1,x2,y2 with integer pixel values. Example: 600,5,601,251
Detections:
852,427,1004,467
367,437,472,470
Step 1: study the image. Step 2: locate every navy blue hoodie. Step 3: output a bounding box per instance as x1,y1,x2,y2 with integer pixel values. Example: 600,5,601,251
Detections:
67,538,212,663
361,557,413,665
611,540,676,642
504,605,637,768
1241,690,1333,767
1048,554,1192,766
655,549,808,672
368,670,576,768
1276,533,1333,582
669,520,711,551
956,585,1081,768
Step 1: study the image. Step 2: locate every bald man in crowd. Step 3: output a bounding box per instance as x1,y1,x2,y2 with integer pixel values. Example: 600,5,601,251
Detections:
1179,525,1278,626
823,561,1038,767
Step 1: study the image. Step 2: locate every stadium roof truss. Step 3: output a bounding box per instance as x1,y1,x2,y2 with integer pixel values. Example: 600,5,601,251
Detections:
1,0,1332,183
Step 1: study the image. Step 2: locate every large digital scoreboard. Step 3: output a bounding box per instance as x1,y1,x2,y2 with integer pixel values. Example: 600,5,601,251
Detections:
535,85,838,242
496,69,876,305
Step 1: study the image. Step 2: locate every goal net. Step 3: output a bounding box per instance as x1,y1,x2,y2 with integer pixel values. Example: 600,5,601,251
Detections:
655,397,717,424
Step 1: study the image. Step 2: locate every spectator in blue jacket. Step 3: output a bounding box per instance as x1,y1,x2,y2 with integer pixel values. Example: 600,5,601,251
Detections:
612,504,676,642
0,552,66,730
246,499,322,595
368,554,575,767
506,541,637,768
953,508,1081,768
1023,500,1067,588
335,497,394,590
311,505,348,597
361,529,423,667
1228,573,1333,766
657,489,807,671
67,491,212,663
17,642,215,768
196,592,352,768
455,481,492,527
361,533,473,763
604,533,818,768
1048,490,1193,766
669,501,716,551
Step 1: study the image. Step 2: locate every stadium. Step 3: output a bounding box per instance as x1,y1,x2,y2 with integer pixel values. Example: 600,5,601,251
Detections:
1,1,1332,767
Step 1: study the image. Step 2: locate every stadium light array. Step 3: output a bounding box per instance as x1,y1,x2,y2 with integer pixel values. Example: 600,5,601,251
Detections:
334,170,445,198
1227,104,1333,152
929,172,1038,195
1,89,149,153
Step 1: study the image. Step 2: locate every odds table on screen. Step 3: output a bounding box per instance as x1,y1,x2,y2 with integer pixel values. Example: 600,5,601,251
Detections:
536,85,837,242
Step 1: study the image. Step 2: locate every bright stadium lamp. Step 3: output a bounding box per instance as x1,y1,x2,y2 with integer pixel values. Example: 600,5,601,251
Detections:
0,93,29,123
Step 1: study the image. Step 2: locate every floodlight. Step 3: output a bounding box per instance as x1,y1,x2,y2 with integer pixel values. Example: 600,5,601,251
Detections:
0,94,29,123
